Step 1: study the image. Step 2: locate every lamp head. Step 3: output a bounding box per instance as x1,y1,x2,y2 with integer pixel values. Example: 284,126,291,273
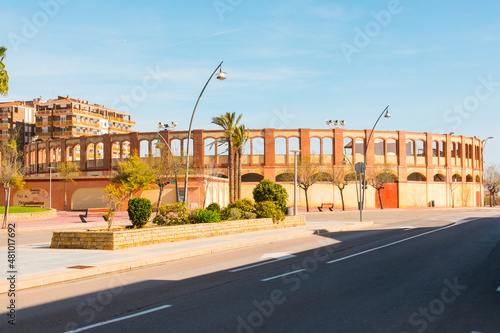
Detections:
340,120,345,126
326,120,332,126
217,67,226,81
342,157,348,164
384,106,391,118
158,122,163,129
333,120,339,126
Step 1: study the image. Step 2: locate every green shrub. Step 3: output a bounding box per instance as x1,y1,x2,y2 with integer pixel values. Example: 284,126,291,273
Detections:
206,202,221,214
127,197,152,228
243,211,257,220
255,201,285,223
227,198,254,213
188,209,221,224
153,202,188,226
252,179,288,213
221,207,243,221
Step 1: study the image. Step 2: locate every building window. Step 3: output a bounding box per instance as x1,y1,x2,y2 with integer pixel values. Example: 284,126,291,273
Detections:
374,138,384,156
355,138,364,155
406,140,414,156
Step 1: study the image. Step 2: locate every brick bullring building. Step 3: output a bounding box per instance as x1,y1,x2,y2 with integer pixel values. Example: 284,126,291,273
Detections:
10,128,484,211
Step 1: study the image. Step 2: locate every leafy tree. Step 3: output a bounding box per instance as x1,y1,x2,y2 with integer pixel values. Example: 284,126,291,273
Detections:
103,184,127,231
484,164,500,207
365,166,397,209
283,155,323,212
57,161,82,211
0,46,8,96
113,151,155,199
232,124,249,201
253,179,288,213
212,112,242,203
1,139,25,228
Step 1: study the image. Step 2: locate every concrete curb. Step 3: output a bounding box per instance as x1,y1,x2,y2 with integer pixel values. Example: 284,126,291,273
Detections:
1,221,374,293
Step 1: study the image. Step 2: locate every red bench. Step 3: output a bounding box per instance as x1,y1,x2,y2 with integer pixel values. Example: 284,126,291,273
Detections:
318,203,334,212
80,208,108,223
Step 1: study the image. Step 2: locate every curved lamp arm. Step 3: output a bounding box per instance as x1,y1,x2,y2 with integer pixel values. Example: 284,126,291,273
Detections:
183,61,225,205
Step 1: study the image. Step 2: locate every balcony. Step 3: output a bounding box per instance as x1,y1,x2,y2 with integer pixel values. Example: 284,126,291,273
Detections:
0,123,10,130
36,121,52,127
0,112,11,119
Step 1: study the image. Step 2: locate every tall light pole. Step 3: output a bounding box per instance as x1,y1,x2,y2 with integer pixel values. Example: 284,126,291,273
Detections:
183,61,226,207
481,136,494,206
291,150,301,215
48,166,55,209
157,121,177,201
359,105,390,222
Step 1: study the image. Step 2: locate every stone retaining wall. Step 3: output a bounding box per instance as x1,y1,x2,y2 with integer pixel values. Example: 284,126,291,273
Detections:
0,209,57,221
51,215,306,250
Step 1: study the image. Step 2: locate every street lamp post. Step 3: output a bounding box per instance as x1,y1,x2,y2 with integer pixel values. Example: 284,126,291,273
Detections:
157,121,178,201
359,105,390,222
48,166,55,209
183,61,226,208
291,150,301,215
481,136,494,206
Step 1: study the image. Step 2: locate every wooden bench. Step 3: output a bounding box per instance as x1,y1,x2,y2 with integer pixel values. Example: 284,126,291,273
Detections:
80,208,108,223
23,201,45,208
317,203,334,212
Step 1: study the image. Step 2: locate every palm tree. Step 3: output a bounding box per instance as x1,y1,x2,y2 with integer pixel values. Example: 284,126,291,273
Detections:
232,125,249,200
211,112,242,203
0,46,9,96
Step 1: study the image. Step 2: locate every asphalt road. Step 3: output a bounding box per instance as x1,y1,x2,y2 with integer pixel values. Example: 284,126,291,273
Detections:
2,212,500,332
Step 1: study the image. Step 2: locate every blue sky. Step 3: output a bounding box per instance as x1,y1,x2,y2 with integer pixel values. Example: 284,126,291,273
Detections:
1,0,499,163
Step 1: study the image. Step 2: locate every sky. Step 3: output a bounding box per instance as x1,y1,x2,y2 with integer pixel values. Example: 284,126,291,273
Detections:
1,0,499,163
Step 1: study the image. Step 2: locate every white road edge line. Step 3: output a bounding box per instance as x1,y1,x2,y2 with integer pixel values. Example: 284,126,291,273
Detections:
64,304,172,333
230,255,296,273
327,223,460,264
261,269,306,282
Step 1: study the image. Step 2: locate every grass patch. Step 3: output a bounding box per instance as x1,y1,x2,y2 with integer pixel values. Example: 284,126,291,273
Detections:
0,206,51,214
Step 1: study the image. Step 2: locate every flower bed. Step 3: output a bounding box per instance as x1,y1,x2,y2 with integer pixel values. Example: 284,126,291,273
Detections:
50,215,306,250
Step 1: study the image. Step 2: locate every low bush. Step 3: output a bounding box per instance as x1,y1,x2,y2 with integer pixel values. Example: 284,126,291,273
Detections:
206,202,221,214
226,198,254,213
253,179,288,213
221,207,243,221
255,200,284,223
153,202,188,226
243,211,257,220
188,209,221,224
127,198,152,228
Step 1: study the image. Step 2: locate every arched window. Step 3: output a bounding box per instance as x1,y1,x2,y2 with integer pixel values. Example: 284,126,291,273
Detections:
204,138,216,156
439,141,445,157
139,140,149,157
408,172,426,181
387,139,397,155
151,140,160,157
170,139,181,156
252,137,264,155
122,141,130,159
434,174,445,182
74,145,81,161
182,138,193,156
242,173,264,182
374,138,384,156
96,143,104,160
452,174,462,182
466,174,473,182
289,137,299,152
416,140,425,156
310,137,321,155
275,137,286,155
406,140,414,156
343,138,353,155
323,137,333,155
433,141,438,157
355,138,364,155
87,143,95,160
112,142,121,159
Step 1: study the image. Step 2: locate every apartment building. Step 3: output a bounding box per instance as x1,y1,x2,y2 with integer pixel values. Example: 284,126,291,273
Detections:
35,96,135,139
0,100,37,150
